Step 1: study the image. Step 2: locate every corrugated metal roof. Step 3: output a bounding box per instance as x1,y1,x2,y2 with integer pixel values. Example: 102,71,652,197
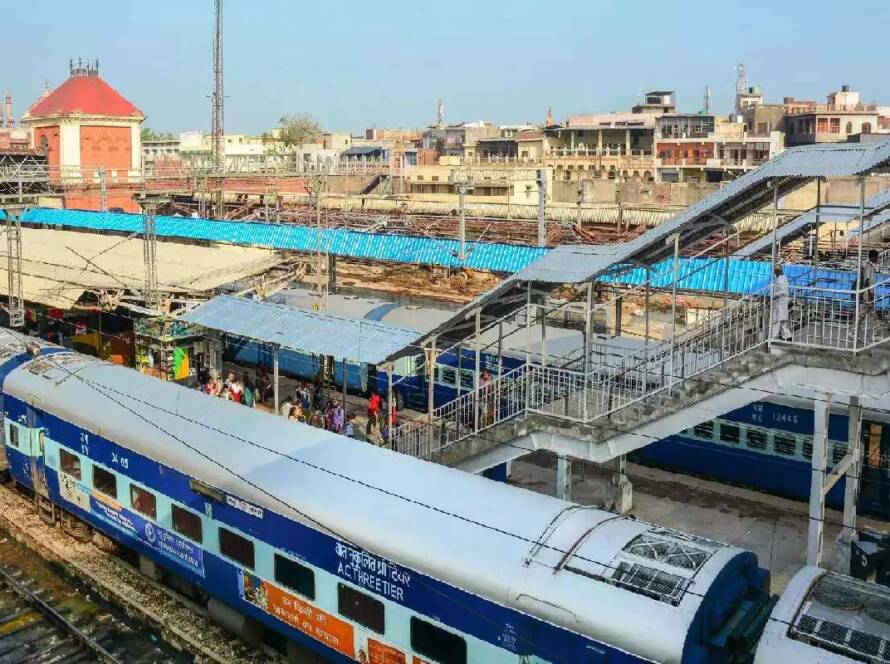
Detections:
738,187,890,255
19,207,548,273
0,227,283,309
601,257,859,295
180,294,419,365
510,244,633,284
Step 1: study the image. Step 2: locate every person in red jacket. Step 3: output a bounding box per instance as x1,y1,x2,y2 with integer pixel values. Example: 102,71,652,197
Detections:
366,392,382,436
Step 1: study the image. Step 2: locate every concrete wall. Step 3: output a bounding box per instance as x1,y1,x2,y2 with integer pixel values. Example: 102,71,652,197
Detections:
782,176,890,209
553,177,721,206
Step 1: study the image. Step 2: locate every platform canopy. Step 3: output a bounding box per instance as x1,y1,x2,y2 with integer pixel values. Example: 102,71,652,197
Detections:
180,294,419,366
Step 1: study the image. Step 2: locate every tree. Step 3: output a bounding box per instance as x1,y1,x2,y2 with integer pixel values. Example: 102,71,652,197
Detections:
262,114,323,156
141,127,175,141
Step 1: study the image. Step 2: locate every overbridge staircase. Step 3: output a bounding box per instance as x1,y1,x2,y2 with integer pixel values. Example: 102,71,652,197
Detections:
361,174,391,196
392,280,890,472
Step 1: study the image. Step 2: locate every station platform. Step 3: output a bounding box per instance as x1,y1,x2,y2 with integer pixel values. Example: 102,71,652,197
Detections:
509,452,890,593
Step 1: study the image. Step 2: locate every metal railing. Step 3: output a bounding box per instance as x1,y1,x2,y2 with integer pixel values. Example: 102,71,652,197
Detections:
392,277,890,461
786,280,890,352
545,148,654,158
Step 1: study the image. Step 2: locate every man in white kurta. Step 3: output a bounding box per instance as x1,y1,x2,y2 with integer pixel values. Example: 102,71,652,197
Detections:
771,265,792,340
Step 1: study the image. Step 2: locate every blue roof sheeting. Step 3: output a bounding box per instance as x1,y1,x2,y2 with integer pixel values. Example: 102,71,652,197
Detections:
601,257,860,296
19,207,548,273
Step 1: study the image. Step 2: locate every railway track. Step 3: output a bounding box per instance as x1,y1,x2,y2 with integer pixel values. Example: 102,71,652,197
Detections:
0,532,190,664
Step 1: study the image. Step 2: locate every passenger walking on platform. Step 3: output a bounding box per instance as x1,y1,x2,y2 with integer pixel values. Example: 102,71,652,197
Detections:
291,401,304,422
279,396,293,418
344,413,357,438
367,392,382,435
297,383,311,411
860,250,882,336
256,369,272,403
229,377,243,403
480,369,494,426
242,379,255,408
770,265,792,341
330,400,345,434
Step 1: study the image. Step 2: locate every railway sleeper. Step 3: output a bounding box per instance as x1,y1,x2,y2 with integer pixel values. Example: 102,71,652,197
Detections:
61,510,92,543
35,494,56,527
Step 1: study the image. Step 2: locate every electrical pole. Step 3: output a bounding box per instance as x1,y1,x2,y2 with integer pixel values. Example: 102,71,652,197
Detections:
135,193,170,312
308,172,329,312
2,204,24,328
537,169,547,247
450,171,474,263
211,0,225,219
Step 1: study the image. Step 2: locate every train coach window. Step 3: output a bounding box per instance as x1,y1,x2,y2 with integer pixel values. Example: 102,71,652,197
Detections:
274,554,315,600
438,366,457,387
692,422,713,440
172,505,203,543
802,441,813,460
93,466,117,499
337,583,385,634
8,425,18,448
832,444,847,466
774,435,796,456
130,485,157,520
219,527,255,569
59,449,81,480
718,423,740,445
459,370,474,391
746,430,767,451
410,617,467,664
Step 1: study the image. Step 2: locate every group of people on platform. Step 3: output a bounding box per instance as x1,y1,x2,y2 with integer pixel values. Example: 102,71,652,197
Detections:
279,388,357,437
195,367,398,445
196,369,270,408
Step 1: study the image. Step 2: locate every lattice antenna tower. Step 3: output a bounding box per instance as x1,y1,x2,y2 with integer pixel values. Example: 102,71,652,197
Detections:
211,0,225,218
736,64,747,95
436,99,445,129
703,85,711,115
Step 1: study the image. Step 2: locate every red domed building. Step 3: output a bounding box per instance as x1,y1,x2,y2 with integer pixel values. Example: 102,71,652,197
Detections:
22,60,145,212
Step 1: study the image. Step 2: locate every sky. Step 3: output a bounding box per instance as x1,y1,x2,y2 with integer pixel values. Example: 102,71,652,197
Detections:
6,0,890,135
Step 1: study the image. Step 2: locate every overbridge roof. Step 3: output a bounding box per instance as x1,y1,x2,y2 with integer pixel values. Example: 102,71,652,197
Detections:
180,294,419,365
390,138,890,356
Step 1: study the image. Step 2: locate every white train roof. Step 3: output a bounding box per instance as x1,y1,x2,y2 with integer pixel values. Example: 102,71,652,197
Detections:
1,331,750,663
756,566,890,663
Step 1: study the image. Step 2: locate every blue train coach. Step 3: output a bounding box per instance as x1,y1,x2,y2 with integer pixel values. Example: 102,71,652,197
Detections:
0,328,774,663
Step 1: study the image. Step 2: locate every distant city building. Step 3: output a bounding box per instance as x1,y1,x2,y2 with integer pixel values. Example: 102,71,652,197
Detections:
783,85,888,145
654,114,784,183
364,127,422,143
545,112,658,183
141,136,181,173
735,86,764,115
632,90,676,115
403,162,551,206
423,121,500,158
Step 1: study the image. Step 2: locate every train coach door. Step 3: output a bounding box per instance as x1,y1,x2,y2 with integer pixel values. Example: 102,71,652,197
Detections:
858,422,886,515
29,429,50,499
26,408,50,500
